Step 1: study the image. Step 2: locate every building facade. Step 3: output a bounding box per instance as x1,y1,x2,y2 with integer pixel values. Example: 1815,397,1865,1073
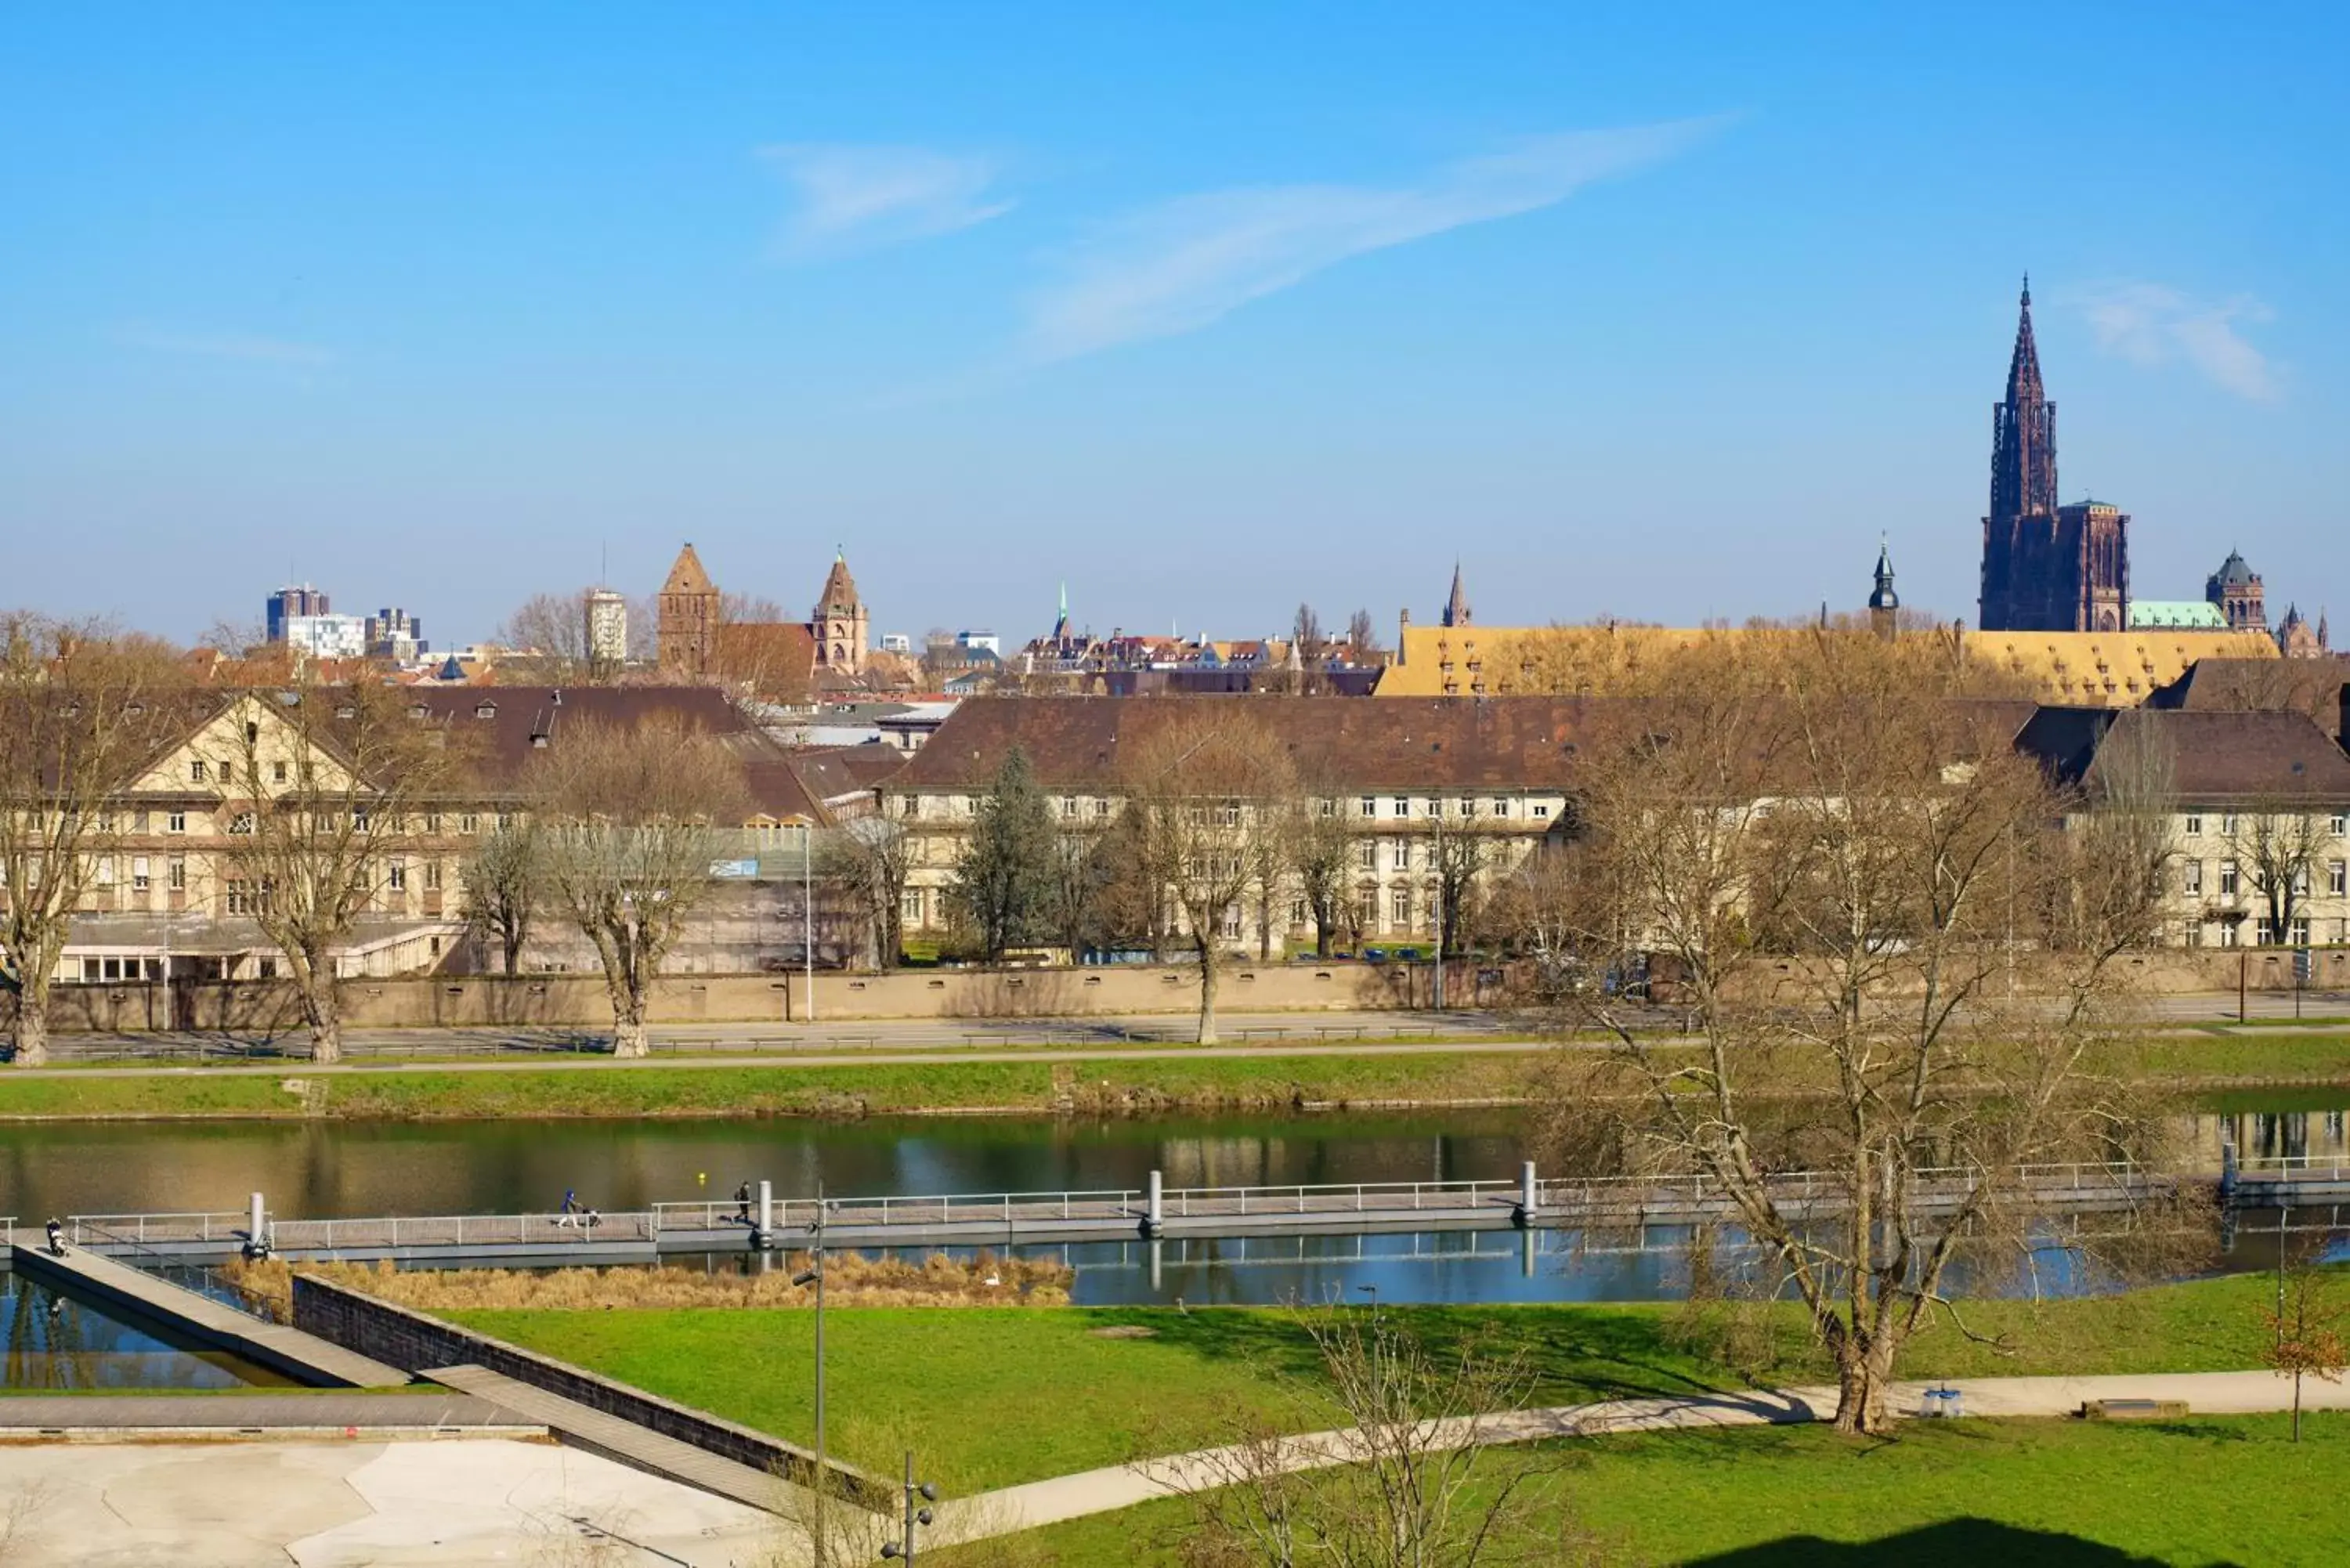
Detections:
2208,551,2267,630
1979,280,2131,633
584,590,628,667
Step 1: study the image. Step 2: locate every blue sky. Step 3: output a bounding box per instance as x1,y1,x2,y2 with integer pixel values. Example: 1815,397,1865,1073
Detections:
3,3,2344,649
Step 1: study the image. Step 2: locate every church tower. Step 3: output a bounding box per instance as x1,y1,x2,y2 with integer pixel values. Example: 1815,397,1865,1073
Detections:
1441,562,1471,628
1867,538,1900,641
811,550,868,677
1978,278,2129,632
656,543,719,677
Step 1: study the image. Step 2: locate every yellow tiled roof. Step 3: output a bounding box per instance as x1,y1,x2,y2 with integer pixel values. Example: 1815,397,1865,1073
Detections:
1374,623,2279,707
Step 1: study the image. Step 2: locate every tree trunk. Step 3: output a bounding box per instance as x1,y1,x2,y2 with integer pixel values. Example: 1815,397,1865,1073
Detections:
501,937,522,976
1314,912,1332,960
2294,1371,2304,1442
612,989,650,1058
1831,1339,1896,1436
9,1003,49,1068
305,977,343,1065
1257,892,1272,963
1196,938,1220,1045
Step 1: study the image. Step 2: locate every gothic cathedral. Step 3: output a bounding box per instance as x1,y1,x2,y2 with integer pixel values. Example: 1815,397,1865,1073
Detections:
1977,280,2130,632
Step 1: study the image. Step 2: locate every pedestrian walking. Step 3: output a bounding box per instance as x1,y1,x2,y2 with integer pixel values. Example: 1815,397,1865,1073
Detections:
734,1181,752,1225
558,1189,580,1229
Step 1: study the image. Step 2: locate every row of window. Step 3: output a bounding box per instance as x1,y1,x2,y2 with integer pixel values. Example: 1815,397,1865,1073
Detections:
2183,813,2350,838
111,809,515,837
2182,861,2350,898
904,793,1558,822
2189,919,2345,948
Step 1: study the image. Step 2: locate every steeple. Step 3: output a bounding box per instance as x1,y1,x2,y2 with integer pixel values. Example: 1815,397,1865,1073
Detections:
1442,562,1471,628
1051,581,1070,641
2007,273,2044,404
1868,537,1899,610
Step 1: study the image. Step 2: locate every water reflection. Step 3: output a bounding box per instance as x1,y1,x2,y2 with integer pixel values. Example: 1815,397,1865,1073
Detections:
0,1273,284,1389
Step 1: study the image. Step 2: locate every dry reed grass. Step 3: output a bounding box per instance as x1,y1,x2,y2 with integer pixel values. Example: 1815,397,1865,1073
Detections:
223,1249,1072,1319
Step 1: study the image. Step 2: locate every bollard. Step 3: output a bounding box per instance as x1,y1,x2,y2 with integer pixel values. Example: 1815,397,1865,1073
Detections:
244,1191,270,1259
1513,1162,1538,1229
1143,1170,1164,1238
752,1179,775,1251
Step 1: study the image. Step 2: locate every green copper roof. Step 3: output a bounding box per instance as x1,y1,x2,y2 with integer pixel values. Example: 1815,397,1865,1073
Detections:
2128,601,2229,630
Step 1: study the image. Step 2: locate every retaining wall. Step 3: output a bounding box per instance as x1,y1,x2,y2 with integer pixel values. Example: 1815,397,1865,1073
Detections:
291,1274,881,1504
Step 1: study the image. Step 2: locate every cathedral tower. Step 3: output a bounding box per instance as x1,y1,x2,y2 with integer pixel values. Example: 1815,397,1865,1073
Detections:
811,549,868,677
1977,279,2130,632
656,543,719,677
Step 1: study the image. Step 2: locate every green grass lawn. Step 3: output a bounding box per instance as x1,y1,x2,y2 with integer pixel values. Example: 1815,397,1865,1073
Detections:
449,1270,2308,1494
954,1414,2350,1566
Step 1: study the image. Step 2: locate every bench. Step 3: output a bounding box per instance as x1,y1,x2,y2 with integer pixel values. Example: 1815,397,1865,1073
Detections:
2081,1398,2189,1421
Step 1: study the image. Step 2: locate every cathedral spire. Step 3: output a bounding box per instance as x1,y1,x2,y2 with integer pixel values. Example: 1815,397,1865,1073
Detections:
2007,273,2044,405
1442,561,1471,628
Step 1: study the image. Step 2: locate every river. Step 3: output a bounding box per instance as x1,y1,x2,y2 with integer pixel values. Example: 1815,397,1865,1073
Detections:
2,1100,2341,1314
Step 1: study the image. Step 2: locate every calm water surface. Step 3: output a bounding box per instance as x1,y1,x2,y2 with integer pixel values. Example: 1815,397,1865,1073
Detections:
0,1101,2337,1309
0,1272,286,1389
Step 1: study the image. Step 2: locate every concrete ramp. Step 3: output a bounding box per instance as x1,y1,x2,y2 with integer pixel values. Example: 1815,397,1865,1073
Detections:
428,1363,816,1516
10,1241,407,1388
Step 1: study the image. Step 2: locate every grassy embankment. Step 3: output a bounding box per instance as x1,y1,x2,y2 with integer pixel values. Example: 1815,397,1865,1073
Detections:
934,1415,2350,1567
1,1029,2348,1121
450,1269,2314,1494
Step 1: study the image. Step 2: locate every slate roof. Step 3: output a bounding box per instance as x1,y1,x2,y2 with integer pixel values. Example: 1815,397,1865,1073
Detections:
2015,706,2350,804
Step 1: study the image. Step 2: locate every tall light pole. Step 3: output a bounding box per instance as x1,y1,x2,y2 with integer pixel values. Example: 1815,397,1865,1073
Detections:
804,821,817,1024
794,1180,829,1567
878,1451,938,1563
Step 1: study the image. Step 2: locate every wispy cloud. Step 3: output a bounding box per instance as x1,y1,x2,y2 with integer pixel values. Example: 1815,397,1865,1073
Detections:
2076,281,2280,402
111,324,334,367
761,143,1012,257
1022,119,1722,363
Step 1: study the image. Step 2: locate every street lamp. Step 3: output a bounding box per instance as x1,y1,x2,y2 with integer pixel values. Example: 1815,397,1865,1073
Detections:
794,1180,830,1568
877,1451,938,1562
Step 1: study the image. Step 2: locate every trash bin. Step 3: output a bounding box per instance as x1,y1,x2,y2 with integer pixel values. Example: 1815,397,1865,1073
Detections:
1922,1386,1963,1419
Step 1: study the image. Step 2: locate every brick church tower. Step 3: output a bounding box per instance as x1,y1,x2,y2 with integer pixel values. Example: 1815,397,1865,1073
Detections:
656,542,719,677
1977,279,2130,632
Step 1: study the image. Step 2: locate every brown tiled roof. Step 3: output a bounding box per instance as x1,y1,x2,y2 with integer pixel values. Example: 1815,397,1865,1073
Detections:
2147,659,2348,738
895,696,1600,792
2019,706,2350,804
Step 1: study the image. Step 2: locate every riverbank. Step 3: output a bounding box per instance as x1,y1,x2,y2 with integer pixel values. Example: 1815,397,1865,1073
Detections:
451,1270,2319,1493
2,1030,2349,1122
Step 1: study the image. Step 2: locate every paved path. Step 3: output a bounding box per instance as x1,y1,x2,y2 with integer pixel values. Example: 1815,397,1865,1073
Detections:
0,1436,776,1567
10,1241,407,1387
953,1368,2350,1540
0,1390,533,1437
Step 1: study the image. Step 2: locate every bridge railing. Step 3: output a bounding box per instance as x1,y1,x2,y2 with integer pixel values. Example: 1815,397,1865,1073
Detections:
269,1211,657,1249
67,1211,250,1248
2232,1154,2350,1180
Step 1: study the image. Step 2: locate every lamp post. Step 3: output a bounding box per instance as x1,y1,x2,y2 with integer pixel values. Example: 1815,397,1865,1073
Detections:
804,822,817,1024
794,1181,830,1568
877,1451,938,1563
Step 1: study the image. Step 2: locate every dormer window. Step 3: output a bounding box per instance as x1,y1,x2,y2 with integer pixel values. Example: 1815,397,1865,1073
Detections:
475,703,497,720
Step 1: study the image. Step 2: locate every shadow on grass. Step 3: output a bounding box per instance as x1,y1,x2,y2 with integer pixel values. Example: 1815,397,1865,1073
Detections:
1071,1301,1780,1408
1683,1518,2230,1566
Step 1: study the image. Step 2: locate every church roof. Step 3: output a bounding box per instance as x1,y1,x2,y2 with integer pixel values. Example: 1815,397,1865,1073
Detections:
661,543,714,597
2210,550,2260,591
813,552,860,619
2128,601,2229,631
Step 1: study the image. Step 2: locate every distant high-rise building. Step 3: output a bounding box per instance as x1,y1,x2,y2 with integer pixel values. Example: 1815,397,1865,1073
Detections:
1977,279,2130,632
364,607,427,663
282,612,367,660
585,590,628,667
266,583,330,643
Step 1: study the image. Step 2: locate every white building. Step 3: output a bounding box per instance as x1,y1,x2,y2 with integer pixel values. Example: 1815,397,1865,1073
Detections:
585,590,628,664
282,612,368,660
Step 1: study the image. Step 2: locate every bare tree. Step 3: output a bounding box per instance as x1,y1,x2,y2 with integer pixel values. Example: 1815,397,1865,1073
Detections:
212,684,466,1063
1425,806,1497,963
463,822,541,974
822,816,910,970
495,591,621,685
1123,710,1297,1042
0,617,190,1064
1523,630,2195,1435
1289,787,1358,961
532,715,750,1055
1145,1306,1586,1568
2224,804,2323,947
1344,609,1380,666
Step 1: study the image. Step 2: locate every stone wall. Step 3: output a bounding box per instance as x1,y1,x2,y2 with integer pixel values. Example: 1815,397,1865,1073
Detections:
291,1274,882,1505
